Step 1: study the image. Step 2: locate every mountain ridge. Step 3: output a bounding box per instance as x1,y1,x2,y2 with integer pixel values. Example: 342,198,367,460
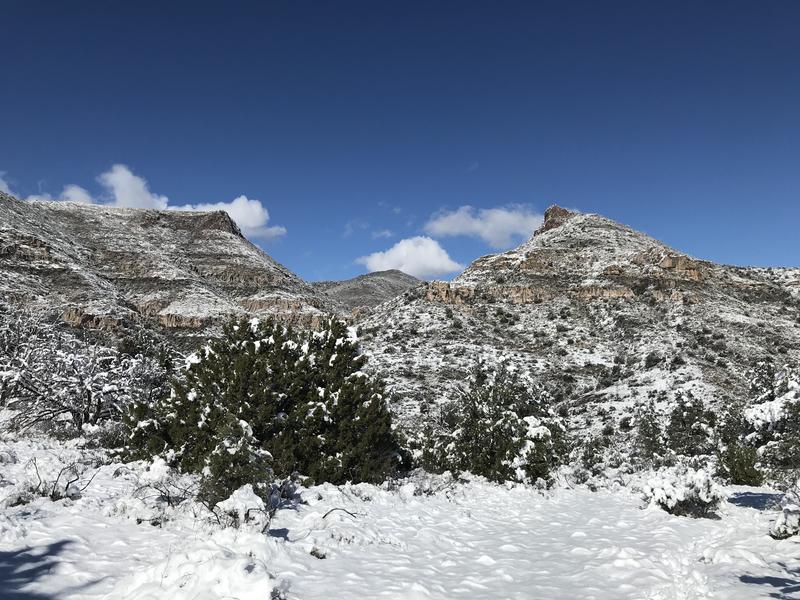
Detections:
0,192,329,334
312,270,421,313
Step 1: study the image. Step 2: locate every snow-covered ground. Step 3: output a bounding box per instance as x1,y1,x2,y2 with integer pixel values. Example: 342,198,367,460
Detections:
2,435,799,600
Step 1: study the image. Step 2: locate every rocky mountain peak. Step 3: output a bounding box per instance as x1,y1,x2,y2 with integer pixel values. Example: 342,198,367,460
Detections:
534,204,578,236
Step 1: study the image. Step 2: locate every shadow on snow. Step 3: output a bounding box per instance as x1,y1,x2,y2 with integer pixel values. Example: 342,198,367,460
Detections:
0,540,106,600
727,491,783,511
0,540,73,600
740,563,800,599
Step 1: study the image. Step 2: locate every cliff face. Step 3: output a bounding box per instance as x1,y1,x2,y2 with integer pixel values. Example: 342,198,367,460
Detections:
0,193,329,334
357,206,800,425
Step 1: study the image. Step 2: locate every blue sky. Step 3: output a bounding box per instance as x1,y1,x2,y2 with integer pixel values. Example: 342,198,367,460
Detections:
1,1,798,280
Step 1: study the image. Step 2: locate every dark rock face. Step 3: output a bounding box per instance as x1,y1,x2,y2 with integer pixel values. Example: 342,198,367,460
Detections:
0,192,329,334
312,270,421,313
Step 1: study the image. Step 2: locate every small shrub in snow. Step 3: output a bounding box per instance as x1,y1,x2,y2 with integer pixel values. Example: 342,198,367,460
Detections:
216,484,268,528
421,363,565,485
641,466,724,518
770,504,800,540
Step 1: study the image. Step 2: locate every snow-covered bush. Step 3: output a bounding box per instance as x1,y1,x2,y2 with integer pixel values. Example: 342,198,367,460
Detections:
714,396,764,485
770,503,800,539
641,466,725,518
420,363,566,485
634,399,665,463
126,318,402,504
0,444,102,508
0,306,169,436
665,392,715,457
744,363,800,480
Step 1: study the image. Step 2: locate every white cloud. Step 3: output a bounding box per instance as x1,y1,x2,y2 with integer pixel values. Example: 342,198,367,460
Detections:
24,184,93,204
97,164,168,209
424,204,543,249
0,172,13,195
60,184,94,203
356,236,463,279
173,195,287,240
371,229,394,239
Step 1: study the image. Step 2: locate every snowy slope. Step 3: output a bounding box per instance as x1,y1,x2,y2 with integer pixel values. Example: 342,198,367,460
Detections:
1,435,798,599
358,206,800,428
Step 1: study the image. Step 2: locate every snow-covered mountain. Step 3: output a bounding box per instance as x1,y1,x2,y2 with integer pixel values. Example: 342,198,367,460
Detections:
0,192,329,335
3,192,798,430
358,206,800,425
312,270,421,313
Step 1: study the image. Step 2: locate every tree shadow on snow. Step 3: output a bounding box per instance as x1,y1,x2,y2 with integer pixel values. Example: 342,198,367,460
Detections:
740,564,800,599
267,527,290,540
728,491,783,510
0,540,73,600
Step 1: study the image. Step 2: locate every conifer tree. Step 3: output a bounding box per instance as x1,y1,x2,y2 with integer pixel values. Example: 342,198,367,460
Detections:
666,392,714,456
422,363,565,484
126,317,401,501
635,399,664,462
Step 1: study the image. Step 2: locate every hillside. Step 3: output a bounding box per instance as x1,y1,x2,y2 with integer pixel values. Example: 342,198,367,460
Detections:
0,192,329,335
358,206,800,426
312,269,421,312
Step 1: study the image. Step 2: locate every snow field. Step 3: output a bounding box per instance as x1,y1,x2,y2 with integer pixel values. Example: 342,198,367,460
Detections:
1,436,799,599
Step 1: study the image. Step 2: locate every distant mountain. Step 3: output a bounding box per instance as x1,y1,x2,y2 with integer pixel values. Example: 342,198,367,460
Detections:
0,192,330,335
357,206,800,425
312,270,421,312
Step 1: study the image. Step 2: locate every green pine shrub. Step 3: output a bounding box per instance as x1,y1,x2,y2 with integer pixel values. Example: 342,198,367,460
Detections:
126,318,402,503
634,400,664,462
717,443,763,486
714,396,763,485
665,392,715,457
421,363,566,485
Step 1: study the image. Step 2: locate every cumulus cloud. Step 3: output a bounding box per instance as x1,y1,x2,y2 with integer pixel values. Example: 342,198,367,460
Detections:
356,236,463,279
0,172,13,195
97,164,168,209
60,184,94,203
173,195,287,240
424,204,543,249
